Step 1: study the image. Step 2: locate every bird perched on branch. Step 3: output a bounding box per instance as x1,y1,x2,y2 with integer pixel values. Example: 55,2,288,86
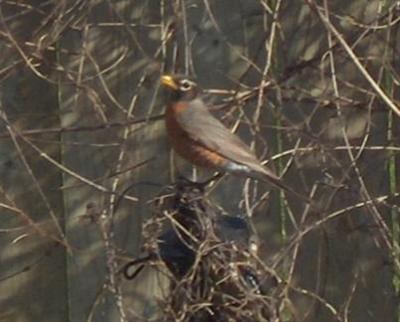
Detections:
161,74,312,204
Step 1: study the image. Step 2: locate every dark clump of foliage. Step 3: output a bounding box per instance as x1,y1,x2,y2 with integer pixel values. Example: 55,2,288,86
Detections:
124,181,279,322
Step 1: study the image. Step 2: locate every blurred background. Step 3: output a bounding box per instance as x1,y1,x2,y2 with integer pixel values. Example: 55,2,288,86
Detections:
0,0,399,321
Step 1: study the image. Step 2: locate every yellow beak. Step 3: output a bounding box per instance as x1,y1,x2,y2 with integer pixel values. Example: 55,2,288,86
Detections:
161,75,178,90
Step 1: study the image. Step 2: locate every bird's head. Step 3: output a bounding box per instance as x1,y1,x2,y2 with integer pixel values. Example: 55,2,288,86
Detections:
161,74,199,102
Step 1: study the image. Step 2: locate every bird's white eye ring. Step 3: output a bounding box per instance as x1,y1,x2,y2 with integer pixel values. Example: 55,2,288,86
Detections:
180,79,193,91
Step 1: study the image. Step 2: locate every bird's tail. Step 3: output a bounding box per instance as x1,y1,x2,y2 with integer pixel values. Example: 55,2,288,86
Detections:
252,169,315,208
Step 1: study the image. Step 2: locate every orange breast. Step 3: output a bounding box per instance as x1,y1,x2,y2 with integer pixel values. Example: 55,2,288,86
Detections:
165,103,227,169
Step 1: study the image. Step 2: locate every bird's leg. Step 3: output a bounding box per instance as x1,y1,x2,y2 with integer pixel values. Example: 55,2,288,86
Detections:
176,174,200,186
198,172,224,186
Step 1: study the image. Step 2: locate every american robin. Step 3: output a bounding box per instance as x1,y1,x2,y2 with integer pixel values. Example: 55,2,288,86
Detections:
161,74,311,203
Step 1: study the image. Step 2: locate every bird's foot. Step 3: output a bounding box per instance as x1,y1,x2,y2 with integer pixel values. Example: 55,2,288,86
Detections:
175,173,223,191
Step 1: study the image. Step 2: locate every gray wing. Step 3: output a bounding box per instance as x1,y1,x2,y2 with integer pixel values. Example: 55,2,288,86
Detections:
175,99,314,203
175,98,269,174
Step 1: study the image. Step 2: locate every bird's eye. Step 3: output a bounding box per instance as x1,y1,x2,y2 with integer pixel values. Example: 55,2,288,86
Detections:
180,79,192,91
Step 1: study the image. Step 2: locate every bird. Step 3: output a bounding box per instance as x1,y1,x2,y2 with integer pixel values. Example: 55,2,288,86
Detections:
161,74,312,204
